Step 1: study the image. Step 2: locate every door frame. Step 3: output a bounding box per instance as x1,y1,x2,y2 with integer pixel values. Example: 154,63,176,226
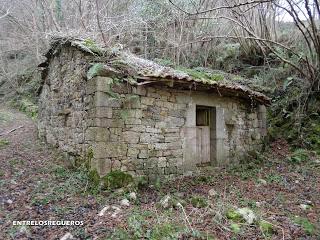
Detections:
183,99,227,170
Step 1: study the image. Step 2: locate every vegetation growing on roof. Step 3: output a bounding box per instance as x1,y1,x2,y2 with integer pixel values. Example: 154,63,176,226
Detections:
87,63,105,79
82,38,105,55
42,38,270,104
176,67,224,83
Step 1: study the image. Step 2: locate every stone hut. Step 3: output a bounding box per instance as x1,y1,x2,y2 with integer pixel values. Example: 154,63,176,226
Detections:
38,38,270,181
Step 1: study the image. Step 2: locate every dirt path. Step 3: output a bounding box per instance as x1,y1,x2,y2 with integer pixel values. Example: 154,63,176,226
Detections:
0,106,60,239
0,107,106,239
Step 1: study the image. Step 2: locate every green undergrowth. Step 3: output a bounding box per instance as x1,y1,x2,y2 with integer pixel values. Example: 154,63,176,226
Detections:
10,97,38,119
288,149,310,163
190,195,208,208
293,216,316,235
0,109,16,123
101,170,134,189
22,144,318,239
268,77,320,155
83,38,105,55
88,168,135,192
2,66,40,119
0,139,10,148
109,210,215,240
228,159,263,181
30,164,92,206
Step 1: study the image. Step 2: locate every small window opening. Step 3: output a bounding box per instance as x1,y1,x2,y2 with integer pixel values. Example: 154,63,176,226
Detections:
196,106,210,126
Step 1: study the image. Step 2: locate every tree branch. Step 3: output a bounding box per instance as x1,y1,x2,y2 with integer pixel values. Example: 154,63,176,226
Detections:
168,0,273,15
197,34,310,79
0,8,10,19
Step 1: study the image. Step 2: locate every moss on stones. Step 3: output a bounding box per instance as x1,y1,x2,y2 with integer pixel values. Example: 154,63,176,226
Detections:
83,38,105,55
177,67,225,83
88,167,134,190
87,63,105,80
226,209,244,222
101,170,134,190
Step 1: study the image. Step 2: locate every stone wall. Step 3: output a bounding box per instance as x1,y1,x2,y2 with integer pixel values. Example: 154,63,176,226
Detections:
85,77,187,181
85,76,266,181
38,47,267,181
38,47,93,161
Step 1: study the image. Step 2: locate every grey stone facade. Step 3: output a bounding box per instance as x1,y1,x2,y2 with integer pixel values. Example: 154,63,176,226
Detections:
38,45,268,181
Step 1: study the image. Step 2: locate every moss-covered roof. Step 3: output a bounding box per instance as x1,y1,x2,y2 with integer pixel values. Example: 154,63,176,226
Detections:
40,37,270,105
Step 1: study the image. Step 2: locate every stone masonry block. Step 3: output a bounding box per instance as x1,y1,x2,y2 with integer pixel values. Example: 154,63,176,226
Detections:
132,86,147,96
140,133,165,143
95,107,113,118
123,131,140,143
96,77,113,92
158,157,167,168
125,118,142,125
94,142,127,158
94,118,124,128
94,92,122,107
141,97,155,106
138,150,149,159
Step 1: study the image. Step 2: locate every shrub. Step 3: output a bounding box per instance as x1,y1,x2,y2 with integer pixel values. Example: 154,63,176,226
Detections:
88,169,100,188
288,149,309,163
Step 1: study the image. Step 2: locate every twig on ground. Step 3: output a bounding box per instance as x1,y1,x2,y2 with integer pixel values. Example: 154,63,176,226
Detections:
0,125,24,136
177,202,194,234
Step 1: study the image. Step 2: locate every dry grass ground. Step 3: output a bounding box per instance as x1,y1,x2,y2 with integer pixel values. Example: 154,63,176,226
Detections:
0,106,319,240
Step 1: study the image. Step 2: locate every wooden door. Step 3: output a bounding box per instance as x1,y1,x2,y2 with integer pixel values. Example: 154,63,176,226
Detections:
196,106,212,165
196,126,211,164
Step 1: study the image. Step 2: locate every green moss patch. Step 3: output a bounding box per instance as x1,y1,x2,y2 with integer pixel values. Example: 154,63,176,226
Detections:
176,67,225,83
101,170,134,190
0,139,9,148
226,209,244,222
230,223,241,233
259,220,274,235
87,63,105,80
190,195,208,208
83,38,105,55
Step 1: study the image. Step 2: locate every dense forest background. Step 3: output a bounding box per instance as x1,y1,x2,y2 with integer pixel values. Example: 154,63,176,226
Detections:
0,0,319,151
